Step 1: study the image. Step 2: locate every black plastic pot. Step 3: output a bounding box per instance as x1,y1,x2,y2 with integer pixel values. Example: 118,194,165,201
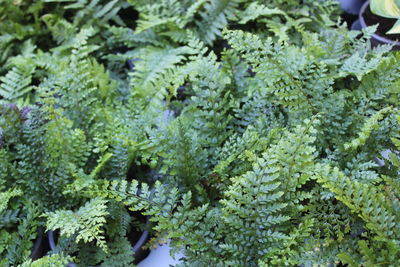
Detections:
359,0,400,49
338,0,367,28
31,230,47,260
48,231,76,267
48,229,149,267
338,0,366,15
351,19,362,31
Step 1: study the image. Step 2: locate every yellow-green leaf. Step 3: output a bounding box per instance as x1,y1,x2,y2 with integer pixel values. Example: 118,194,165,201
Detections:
370,0,400,19
387,19,400,34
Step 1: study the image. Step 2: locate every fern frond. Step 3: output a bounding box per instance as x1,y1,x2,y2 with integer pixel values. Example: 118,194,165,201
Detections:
344,107,393,151
340,51,389,81
45,197,109,252
0,66,34,101
18,254,72,267
238,2,285,24
316,164,400,245
0,188,21,213
195,0,240,44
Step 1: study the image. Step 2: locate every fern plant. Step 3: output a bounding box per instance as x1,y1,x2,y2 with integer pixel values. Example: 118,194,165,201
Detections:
1,0,400,266
85,119,319,266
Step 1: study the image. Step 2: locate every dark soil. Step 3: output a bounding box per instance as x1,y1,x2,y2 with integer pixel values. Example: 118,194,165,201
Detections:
342,13,359,29
363,5,400,41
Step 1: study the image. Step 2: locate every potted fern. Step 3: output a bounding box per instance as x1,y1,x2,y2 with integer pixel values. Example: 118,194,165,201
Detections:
359,0,400,48
0,105,53,265
91,21,400,265
0,101,152,266
0,16,158,264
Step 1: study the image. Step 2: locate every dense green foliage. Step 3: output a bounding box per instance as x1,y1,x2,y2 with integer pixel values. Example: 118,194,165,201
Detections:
1,0,400,266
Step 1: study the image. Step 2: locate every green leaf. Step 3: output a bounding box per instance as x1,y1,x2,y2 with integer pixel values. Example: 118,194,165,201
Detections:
337,252,359,267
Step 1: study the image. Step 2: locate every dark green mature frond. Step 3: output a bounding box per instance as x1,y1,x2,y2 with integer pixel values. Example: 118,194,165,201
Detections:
160,118,208,195
127,0,243,45
224,29,321,115
219,156,290,266
4,202,40,266
43,0,128,26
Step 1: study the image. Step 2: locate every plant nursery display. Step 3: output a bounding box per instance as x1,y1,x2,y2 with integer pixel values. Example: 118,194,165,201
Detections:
1,0,400,266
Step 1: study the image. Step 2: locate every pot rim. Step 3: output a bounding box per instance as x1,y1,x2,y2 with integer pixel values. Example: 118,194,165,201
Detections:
359,0,400,45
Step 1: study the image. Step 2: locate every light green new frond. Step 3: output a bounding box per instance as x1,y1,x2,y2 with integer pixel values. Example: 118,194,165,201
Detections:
261,218,315,266
184,0,208,23
215,119,319,266
344,107,393,151
354,53,400,102
70,26,98,54
4,202,40,265
338,238,400,267
130,46,191,89
315,162,400,265
131,0,242,44
129,45,194,118
0,66,34,101
0,189,22,213
239,2,285,24
132,0,183,35
213,127,265,182
0,34,14,69
107,25,165,47
101,180,182,219
316,164,400,243
92,236,135,267
160,118,208,195
42,14,76,44
45,197,109,252
18,254,72,267
135,16,177,34
195,0,241,44
340,51,388,81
